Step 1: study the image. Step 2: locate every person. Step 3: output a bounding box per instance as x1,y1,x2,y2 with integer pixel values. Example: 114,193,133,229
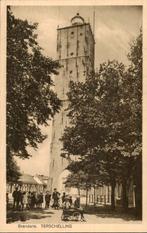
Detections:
39,192,44,208
74,196,80,208
12,187,19,210
69,196,73,206
31,192,36,209
36,192,43,208
62,192,66,204
57,192,61,207
19,190,24,211
27,191,32,209
52,188,60,209
45,191,51,209
74,197,86,222
63,195,71,209
23,192,28,210
35,192,40,208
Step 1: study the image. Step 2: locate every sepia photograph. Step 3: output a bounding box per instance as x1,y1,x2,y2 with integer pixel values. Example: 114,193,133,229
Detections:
0,0,146,231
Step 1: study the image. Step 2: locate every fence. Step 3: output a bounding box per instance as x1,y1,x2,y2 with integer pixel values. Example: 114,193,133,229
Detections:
88,194,111,205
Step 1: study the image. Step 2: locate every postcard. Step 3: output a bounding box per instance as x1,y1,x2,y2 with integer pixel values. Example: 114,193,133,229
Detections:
0,0,147,232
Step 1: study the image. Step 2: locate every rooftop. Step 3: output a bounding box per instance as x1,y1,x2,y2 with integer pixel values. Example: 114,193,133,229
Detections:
18,174,48,185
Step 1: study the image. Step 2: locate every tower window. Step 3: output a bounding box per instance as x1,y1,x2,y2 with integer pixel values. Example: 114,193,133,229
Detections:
80,33,83,36
71,31,74,35
70,52,74,56
70,70,73,74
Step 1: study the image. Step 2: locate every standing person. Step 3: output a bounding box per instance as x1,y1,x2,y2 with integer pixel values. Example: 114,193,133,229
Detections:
63,195,71,209
74,196,86,222
12,187,19,210
69,196,73,206
62,192,66,205
52,188,60,209
15,189,22,211
31,192,36,209
34,192,38,208
57,192,61,208
36,192,40,208
39,192,44,209
19,190,24,211
27,191,32,209
30,192,33,209
37,192,43,208
45,191,51,209
23,192,28,210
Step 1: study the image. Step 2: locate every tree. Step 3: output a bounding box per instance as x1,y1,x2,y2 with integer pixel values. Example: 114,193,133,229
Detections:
7,156,21,183
61,31,142,214
64,158,99,206
125,30,142,218
61,60,127,210
7,7,61,181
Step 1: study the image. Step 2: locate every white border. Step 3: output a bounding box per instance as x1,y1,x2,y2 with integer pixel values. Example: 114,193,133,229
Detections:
0,0,147,232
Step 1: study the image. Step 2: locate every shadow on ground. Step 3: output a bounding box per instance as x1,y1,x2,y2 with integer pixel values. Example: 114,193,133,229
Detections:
84,206,140,221
7,208,55,223
7,205,141,223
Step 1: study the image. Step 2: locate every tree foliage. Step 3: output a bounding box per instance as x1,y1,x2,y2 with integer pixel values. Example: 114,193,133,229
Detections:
7,156,21,183
127,30,142,217
61,30,142,213
7,7,61,181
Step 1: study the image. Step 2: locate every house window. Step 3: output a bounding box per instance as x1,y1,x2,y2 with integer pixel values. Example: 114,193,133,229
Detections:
71,31,74,35
70,70,73,74
70,52,74,56
80,33,83,36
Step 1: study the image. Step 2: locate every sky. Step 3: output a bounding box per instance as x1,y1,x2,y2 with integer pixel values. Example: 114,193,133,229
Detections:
11,5,142,176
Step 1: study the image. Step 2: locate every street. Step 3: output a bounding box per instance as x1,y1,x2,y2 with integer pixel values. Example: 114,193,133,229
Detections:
7,207,141,224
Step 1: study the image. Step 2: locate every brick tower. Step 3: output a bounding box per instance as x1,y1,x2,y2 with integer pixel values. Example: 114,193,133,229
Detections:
49,13,95,192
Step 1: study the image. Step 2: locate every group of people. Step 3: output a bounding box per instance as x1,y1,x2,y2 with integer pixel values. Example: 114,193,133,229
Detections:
10,187,68,211
11,187,47,210
10,187,85,220
61,192,86,221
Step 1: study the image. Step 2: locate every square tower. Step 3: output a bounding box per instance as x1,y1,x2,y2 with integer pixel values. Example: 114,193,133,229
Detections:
49,13,95,192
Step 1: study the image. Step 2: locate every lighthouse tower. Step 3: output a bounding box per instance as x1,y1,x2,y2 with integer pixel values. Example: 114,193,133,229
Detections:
49,13,95,192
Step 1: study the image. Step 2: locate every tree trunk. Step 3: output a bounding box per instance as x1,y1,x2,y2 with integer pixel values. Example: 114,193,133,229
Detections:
78,187,81,197
111,181,116,210
86,188,88,207
122,179,128,211
93,185,96,207
134,156,142,219
134,182,142,219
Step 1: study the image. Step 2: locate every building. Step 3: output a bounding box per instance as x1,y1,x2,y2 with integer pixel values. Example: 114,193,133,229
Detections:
49,13,95,192
7,174,48,194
